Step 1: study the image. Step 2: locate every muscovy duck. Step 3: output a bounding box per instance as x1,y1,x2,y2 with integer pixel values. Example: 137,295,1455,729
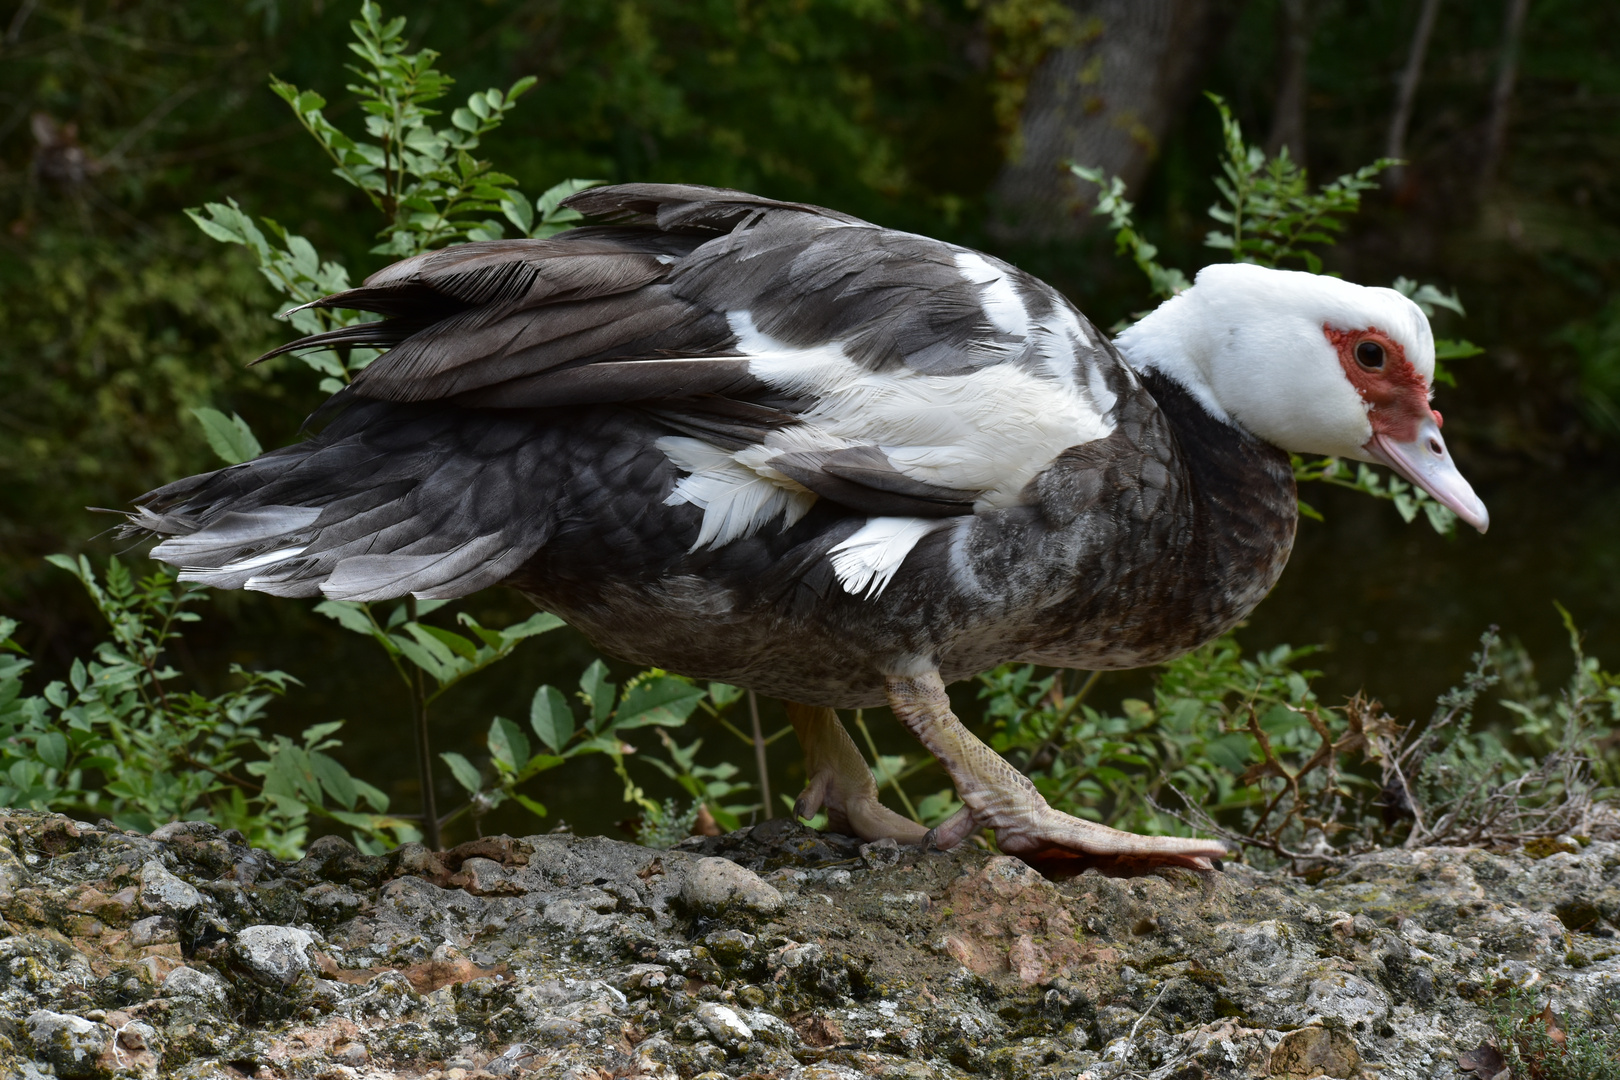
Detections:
127,184,1487,873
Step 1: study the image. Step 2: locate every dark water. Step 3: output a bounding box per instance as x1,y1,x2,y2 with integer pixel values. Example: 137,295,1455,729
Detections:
201,461,1617,845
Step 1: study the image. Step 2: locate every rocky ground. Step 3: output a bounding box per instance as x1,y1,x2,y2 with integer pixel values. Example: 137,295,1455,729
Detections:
0,810,1617,1079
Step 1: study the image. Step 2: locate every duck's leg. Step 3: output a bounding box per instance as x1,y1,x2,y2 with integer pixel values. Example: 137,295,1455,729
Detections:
787,702,928,845
886,670,1226,873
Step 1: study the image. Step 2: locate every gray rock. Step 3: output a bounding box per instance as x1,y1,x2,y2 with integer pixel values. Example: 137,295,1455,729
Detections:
680,856,783,916
25,1011,107,1078
233,924,316,985
1305,971,1390,1028
160,965,229,1005
486,1042,540,1075
127,914,177,947
149,820,217,842
137,858,205,916
331,1040,369,1066
860,837,901,869
5,811,1620,1080
695,1001,753,1046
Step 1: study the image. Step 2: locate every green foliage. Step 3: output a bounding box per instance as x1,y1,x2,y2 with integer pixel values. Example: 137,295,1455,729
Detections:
969,615,1619,864
975,636,1325,836
971,0,1094,156
313,598,565,708
1067,167,1189,302
430,667,720,827
645,730,758,834
190,407,264,466
1201,94,1394,274
184,1,597,402
1558,294,1620,436
1391,276,1484,388
268,1,599,257
635,798,703,850
0,233,283,560
1486,986,1620,1080
1291,457,1458,534
0,557,414,858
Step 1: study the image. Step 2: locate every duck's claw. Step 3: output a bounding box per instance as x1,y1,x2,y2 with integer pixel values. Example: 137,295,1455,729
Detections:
787,702,928,845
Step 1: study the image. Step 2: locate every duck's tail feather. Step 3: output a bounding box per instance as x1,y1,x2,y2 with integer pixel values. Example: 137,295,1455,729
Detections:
124,400,558,602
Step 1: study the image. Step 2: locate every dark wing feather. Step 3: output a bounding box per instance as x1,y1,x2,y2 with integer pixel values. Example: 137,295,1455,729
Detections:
770,446,975,518
134,183,1106,603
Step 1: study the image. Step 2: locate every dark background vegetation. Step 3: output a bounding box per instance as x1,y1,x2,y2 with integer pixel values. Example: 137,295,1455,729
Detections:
1,0,1616,839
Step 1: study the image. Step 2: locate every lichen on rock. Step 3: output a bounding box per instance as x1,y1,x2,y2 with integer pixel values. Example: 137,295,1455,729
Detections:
1,809,1617,1078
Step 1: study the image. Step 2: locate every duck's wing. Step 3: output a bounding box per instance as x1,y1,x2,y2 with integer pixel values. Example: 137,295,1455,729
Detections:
135,184,1131,601
278,184,1129,532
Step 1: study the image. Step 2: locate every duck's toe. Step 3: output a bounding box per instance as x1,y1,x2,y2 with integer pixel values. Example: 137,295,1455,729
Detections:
787,701,928,846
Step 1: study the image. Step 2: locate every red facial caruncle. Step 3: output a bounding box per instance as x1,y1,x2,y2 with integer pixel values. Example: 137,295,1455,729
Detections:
1322,323,1488,533
1322,324,1433,441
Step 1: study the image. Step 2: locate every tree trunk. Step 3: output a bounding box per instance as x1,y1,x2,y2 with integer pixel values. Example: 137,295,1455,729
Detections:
1265,0,1310,162
1478,0,1531,195
1383,0,1443,190
989,0,1241,242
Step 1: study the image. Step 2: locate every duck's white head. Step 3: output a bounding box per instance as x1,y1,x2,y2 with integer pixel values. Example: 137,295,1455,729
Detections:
1115,262,1488,532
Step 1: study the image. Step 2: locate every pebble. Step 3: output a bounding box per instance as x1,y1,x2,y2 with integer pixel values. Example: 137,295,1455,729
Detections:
680,856,783,916
138,858,205,915
695,1002,753,1046
233,924,317,985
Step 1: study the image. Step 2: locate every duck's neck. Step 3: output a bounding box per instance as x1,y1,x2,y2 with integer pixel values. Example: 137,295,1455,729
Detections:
1143,366,1299,642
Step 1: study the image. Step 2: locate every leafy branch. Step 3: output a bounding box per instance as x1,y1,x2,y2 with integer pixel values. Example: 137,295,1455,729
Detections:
0,558,416,857
1202,93,1394,272
269,0,596,256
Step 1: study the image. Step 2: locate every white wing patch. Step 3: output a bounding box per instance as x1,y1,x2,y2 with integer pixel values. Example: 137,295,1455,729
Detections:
658,308,1118,597
828,517,940,598
954,252,1030,339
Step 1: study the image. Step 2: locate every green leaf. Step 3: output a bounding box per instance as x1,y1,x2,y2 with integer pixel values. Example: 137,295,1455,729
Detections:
580,661,615,728
310,751,358,809
529,685,574,752
707,682,745,708
498,611,565,644
518,753,565,778
190,408,263,465
614,676,705,730
536,177,601,219
351,777,389,812
488,715,530,773
500,189,534,235
440,751,482,793
1205,733,1252,773
301,720,346,747
36,730,67,770
1435,338,1484,361
411,623,478,662
314,600,380,639
394,632,455,683
513,793,547,818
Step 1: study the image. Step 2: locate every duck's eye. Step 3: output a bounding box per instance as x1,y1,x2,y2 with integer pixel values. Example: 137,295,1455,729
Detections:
1355,341,1386,370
